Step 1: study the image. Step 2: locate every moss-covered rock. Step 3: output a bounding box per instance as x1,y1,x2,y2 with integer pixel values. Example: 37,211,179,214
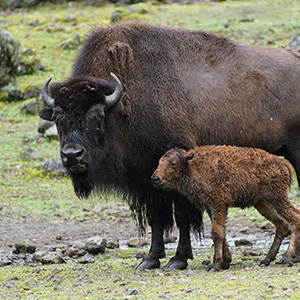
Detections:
18,49,45,75
0,28,20,89
111,5,150,23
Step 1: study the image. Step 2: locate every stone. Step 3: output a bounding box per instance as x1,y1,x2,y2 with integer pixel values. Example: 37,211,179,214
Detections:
234,238,254,246
0,28,20,88
289,33,300,49
106,239,119,249
261,221,273,230
20,98,43,115
45,125,59,140
85,236,106,255
39,255,66,265
36,158,67,177
127,238,149,247
38,120,54,133
21,148,44,161
13,243,36,254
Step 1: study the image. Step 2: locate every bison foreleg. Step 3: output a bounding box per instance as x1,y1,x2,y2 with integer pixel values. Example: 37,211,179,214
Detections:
162,197,194,270
135,209,165,270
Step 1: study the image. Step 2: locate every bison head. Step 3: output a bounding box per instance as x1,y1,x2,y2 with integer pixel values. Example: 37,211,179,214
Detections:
39,73,123,197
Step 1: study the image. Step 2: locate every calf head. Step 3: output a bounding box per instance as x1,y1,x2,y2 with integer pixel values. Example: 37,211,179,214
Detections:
151,148,197,190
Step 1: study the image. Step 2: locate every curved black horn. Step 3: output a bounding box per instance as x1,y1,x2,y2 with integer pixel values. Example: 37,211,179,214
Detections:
41,77,55,108
105,73,123,108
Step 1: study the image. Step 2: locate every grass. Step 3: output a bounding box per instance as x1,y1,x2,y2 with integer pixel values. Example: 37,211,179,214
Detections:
1,0,300,298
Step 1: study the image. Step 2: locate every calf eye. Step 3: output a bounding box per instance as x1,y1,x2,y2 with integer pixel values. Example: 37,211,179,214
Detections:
170,162,177,169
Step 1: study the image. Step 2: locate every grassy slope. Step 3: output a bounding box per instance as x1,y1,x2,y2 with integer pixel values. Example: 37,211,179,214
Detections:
1,0,300,298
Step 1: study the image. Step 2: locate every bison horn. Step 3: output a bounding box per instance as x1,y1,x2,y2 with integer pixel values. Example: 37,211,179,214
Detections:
105,72,123,108
41,77,55,108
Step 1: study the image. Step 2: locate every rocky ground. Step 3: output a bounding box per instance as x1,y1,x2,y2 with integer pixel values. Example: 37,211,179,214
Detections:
0,201,289,268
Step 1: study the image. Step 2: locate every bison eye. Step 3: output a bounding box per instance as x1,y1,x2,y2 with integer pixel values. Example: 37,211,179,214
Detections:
98,113,105,119
170,162,177,169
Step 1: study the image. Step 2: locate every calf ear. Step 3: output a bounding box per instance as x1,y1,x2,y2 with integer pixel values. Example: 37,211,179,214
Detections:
185,152,198,163
39,108,54,121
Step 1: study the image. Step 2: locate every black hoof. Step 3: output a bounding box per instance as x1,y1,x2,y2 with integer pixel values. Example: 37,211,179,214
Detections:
207,265,219,272
276,256,293,266
135,257,160,270
259,259,271,267
162,256,188,270
221,262,230,270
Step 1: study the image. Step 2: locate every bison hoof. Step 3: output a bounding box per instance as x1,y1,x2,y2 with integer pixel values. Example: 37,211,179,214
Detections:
207,265,220,272
221,262,230,270
135,257,160,270
276,256,293,266
259,258,271,267
162,256,188,270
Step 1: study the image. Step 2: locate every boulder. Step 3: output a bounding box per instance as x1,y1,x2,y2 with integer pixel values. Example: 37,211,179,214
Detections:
289,33,300,49
0,28,20,89
36,158,67,177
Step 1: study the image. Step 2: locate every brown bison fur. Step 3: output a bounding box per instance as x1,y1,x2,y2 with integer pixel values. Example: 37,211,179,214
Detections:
39,20,300,270
152,145,300,271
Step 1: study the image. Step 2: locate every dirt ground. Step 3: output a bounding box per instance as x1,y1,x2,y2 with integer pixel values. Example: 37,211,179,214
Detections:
0,204,283,267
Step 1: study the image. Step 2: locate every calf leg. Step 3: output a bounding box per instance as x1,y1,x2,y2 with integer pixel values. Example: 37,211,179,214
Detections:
254,199,289,266
206,208,231,270
208,204,228,272
275,205,300,266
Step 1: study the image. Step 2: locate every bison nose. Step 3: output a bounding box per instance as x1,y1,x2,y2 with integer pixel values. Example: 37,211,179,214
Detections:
151,175,161,186
61,147,84,166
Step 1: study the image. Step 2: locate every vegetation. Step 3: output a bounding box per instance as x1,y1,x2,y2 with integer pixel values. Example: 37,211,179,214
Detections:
1,0,300,298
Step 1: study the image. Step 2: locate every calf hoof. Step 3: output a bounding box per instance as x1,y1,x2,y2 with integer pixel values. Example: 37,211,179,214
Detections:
208,265,220,272
135,257,160,270
293,255,300,263
162,255,188,270
276,256,293,267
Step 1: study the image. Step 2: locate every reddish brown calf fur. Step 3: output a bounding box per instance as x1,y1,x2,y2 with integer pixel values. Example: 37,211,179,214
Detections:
152,145,300,271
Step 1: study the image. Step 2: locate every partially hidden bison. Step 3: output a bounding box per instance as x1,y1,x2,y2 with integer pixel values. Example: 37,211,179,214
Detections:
39,20,300,270
151,145,300,271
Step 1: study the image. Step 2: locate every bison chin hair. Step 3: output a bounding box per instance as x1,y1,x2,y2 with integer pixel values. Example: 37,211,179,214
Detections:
69,171,94,199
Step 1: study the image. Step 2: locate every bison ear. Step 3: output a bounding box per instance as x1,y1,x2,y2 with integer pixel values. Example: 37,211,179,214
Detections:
39,108,54,121
185,152,198,163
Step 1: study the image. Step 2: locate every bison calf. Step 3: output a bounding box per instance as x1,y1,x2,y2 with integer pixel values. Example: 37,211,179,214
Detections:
151,145,300,271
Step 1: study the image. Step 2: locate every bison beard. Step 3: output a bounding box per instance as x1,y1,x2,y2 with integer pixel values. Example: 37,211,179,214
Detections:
39,20,300,270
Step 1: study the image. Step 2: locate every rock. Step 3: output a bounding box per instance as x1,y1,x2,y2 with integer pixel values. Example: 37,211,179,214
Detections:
234,238,254,246
106,239,119,249
136,250,146,259
20,98,43,115
18,49,44,75
85,236,106,255
39,255,66,265
21,148,44,161
59,33,81,50
38,120,54,133
261,221,273,230
111,5,149,23
239,226,249,234
2,0,39,10
0,28,20,89
36,158,67,177
45,125,59,140
63,247,80,258
24,85,40,99
78,254,95,264
164,235,177,244
127,238,149,247
289,33,300,49
13,243,36,254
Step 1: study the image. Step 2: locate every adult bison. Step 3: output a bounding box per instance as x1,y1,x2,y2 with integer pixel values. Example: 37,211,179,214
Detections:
39,20,300,270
